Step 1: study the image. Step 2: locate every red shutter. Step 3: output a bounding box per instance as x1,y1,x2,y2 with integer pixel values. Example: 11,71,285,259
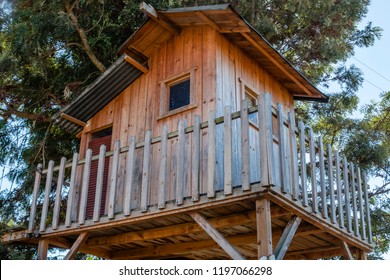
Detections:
86,134,111,219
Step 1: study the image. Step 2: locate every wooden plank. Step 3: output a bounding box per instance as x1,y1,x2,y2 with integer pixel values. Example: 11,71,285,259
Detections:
124,55,148,74
357,167,366,240
273,216,302,260
334,151,344,228
52,157,66,230
157,127,168,209
189,212,245,260
64,232,89,260
343,156,352,233
288,111,299,200
207,111,216,198
176,120,186,206
257,95,266,185
124,136,136,215
327,144,336,224
298,121,308,206
318,136,328,219
223,106,233,195
241,100,250,191
65,153,78,227
362,171,372,243
37,239,49,260
192,115,201,202
141,130,151,212
264,93,274,185
256,198,273,259
60,113,87,127
93,144,106,222
350,162,360,237
340,240,353,260
107,140,120,219
28,163,42,233
78,149,92,225
277,103,289,194
308,127,318,213
40,160,54,232
139,2,180,35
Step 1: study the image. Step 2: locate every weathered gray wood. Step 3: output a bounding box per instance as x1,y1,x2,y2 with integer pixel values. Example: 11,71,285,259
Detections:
157,127,168,209
340,240,353,260
257,96,267,185
357,167,366,240
93,144,106,222
108,140,120,219
124,136,136,215
224,106,233,195
78,149,92,225
264,93,275,185
327,144,336,224
350,162,360,237
207,111,216,198
362,171,372,243
288,112,299,201
256,198,273,259
277,104,289,194
273,216,302,260
176,120,186,205
190,212,245,260
64,232,89,260
52,157,66,230
65,153,78,227
40,160,54,232
192,115,201,202
334,151,344,228
28,163,43,233
318,136,328,219
298,121,308,206
343,156,352,233
308,127,318,213
37,239,49,260
241,100,250,191
141,131,151,212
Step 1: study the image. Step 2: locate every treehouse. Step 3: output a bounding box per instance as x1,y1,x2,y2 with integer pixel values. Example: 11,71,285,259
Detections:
3,3,373,260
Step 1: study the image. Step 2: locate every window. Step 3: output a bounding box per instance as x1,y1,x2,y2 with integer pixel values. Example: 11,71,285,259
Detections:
158,68,197,119
239,78,261,127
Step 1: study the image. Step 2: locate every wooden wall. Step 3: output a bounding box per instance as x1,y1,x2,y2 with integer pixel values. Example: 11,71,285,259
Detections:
74,27,295,215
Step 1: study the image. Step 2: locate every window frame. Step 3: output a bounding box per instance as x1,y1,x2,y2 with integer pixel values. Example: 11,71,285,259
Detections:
239,78,262,129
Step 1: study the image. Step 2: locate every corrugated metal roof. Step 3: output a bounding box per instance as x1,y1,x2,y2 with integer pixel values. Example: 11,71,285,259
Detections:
52,54,145,134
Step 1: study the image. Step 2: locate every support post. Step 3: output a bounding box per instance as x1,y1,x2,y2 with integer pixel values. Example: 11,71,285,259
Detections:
256,198,273,259
273,216,302,260
37,239,49,260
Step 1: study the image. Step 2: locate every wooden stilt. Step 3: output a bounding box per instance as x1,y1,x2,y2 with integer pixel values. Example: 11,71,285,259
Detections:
273,216,302,260
256,198,273,259
37,239,49,260
64,232,89,260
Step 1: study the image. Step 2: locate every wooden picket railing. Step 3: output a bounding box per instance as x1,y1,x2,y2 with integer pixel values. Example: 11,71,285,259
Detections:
27,93,372,245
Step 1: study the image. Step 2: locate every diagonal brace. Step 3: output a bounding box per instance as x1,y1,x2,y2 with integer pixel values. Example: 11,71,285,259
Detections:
65,232,89,260
340,240,354,260
274,216,302,260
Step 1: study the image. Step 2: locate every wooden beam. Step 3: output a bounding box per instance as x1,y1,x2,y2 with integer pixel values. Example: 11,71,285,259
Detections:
139,2,180,35
189,212,245,260
60,113,87,127
273,216,302,260
256,198,273,259
64,232,89,260
124,55,149,74
340,240,354,260
37,239,49,260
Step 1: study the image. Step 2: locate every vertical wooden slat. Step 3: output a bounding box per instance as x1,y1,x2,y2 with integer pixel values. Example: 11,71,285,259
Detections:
350,162,360,237
207,111,216,198
343,156,352,233
108,140,120,219
28,163,42,233
363,171,373,243
241,100,250,191
357,167,366,240
298,121,308,207
327,145,336,224
277,103,289,194
124,136,136,215
318,136,328,219
257,96,267,185
176,120,186,205
157,127,168,209
52,157,66,230
78,149,92,225
141,131,151,212
335,151,344,228
40,160,54,232
192,115,201,202
65,153,78,227
308,128,318,213
93,145,106,222
288,111,299,200
264,93,274,185
223,106,233,195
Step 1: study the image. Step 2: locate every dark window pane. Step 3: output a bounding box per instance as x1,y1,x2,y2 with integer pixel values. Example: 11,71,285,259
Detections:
169,79,190,111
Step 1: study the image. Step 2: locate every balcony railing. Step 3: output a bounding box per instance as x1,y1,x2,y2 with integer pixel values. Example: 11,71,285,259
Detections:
27,93,372,245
